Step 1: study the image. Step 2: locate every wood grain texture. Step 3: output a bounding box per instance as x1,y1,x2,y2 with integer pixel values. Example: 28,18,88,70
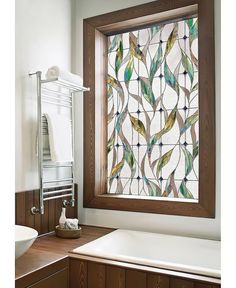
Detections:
15,186,78,235
83,19,96,206
195,283,220,288
88,262,106,288
147,273,170,288
83,0,216,217
198,0,216,218
16,257,68,288
69,254,220,286
126,269,146,288
170,277,194,288
85,0,197,29
69,259,87,288
29,268,68,288
106,265,125,288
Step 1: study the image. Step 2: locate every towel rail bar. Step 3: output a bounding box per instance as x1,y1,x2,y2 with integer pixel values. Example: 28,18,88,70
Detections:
42,99,72,108
42,94,72,104
43,164,73,168
41,87,72,97
29,71,89,215
43,178,73,184
43,188,73,196
43,183,73,190
43,193,73,201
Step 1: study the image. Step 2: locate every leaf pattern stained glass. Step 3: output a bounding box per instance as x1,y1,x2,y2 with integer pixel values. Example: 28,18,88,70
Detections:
107,17,199,200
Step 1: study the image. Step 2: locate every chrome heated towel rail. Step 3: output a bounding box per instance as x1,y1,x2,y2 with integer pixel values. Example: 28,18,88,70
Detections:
29,71,89,214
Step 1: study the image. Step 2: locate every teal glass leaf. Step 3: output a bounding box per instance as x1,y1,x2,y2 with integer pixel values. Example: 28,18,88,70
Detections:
107,131,115,153
189,19,198,45
181,50,194,84
124,57,134,83
150,43,162,83
180,111,199,135
115,40,123,78
108,34,121,53
179,181,194,199
149,25,160,39
182,146,193,176
164,61,179,95
140,77,155,106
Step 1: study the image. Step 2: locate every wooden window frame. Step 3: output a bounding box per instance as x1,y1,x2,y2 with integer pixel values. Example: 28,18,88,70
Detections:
83,0,215,217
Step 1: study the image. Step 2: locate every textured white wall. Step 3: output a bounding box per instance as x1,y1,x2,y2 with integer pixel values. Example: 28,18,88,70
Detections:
15,0,71,192
72,0,221,240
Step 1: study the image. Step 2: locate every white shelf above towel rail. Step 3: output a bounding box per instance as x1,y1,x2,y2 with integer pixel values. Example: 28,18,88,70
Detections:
41,77,90,92
29,71,89,215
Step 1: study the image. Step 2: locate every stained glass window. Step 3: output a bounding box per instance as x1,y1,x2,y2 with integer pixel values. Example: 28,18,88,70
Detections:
107,17,199,201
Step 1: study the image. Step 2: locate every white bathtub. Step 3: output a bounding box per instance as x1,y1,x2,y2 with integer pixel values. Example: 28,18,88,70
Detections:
73,229,220,278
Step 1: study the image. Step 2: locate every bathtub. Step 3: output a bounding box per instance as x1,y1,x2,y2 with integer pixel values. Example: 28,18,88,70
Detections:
72,229,220,278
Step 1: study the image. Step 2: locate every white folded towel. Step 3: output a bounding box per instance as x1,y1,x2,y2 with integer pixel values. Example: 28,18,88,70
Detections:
45,113,73,163
64,218,79,230
45,66,83,86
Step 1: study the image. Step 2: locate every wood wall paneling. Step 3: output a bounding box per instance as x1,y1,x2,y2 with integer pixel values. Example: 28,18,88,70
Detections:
15,187,78,235
170,277,194,288
147,273,170,288
106,265,125,288
69,259,88,288
126,269,146,288
29,268,68,288
88,262,106,288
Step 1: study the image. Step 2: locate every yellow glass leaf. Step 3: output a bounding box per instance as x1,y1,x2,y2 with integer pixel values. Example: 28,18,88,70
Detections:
129,114,146,138
165,23,178,57
156,148,174,178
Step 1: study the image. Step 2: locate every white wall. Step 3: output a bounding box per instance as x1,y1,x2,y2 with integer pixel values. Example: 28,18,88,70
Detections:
15,0,71,192
72,0,221,240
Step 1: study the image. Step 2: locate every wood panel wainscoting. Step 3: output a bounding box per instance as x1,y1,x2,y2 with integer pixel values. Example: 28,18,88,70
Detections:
15,186,78,235
69,258,220,288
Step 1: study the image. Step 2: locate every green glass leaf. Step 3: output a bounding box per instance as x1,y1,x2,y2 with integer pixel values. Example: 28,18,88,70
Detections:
149,25,161,39
107,74,125,109
182,146,193,176
156,148,174,178
191,82,198,92
124,145,135,169
107,84,112,99
110,159,125,179
148,134,158,150
124,57,134,83
129,32,145,62
107,132,115,153
150,43,162,83
129,113,146,138
165,23,178,57
180,111,199,135
116,107,128,133
189,19,198,46
144,177,161,196
186,18,194,30
115,40,123,78
164,61,179,95
108,34,121,53
193,141,199,159
140,77,155,106
181,50,194,84
179,181,194,199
